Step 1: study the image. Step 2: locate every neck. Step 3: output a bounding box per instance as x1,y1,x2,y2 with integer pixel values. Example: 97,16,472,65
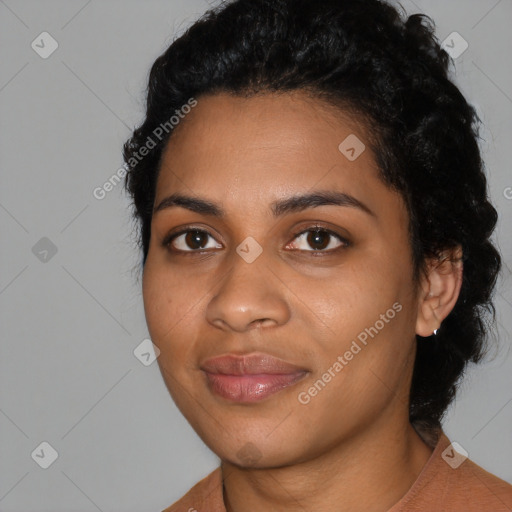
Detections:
221,417,434,512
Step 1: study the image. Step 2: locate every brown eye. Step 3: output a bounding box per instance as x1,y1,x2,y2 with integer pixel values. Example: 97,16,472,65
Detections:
166,229,222,252
306,230,331,250
184,230,209,250
288,228,348,252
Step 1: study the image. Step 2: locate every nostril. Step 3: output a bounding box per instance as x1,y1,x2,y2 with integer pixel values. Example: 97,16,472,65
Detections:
250,318,273,328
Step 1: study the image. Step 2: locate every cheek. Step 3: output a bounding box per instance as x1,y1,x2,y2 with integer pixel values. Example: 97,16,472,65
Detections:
294,317,415,441
142,264,170,339
299,260,416,400
142,262,204,407
142,261,197,355
301,261,400,347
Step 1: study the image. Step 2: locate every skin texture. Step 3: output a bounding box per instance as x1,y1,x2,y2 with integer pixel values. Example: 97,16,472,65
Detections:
142,91,463,512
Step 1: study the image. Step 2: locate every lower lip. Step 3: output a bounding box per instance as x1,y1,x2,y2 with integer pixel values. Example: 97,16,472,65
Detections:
204,372,307,403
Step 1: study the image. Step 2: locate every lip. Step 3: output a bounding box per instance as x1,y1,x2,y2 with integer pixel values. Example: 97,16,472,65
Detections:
200,352,308,403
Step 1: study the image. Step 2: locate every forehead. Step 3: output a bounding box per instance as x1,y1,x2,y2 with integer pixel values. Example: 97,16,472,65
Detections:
155,91,395,217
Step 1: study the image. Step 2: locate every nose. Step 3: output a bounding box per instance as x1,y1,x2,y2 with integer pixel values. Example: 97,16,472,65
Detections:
205,251,291,333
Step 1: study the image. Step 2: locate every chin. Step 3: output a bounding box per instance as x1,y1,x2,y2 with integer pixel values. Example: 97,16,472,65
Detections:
196,422,310,468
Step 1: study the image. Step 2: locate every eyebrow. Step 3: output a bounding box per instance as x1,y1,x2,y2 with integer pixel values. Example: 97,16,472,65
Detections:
153,190,375,218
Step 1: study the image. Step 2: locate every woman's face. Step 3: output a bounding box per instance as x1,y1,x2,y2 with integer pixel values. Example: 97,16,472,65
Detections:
143,91,421,467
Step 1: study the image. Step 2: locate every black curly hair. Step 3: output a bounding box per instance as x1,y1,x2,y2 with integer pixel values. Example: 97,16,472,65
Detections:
123,0,501,432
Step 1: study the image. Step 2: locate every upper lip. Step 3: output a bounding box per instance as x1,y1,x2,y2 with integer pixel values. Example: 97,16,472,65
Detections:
200,352,307,375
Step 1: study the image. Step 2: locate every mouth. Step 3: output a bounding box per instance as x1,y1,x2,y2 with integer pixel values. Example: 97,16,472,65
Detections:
200,352,309,403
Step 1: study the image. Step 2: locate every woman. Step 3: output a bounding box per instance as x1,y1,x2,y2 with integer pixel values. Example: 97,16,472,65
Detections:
123,0,512,510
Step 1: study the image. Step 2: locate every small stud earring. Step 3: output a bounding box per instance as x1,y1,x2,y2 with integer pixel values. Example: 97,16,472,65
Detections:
433,329,438,335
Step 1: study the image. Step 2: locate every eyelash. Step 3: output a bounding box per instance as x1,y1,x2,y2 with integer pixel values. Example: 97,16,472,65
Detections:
161,224,350,256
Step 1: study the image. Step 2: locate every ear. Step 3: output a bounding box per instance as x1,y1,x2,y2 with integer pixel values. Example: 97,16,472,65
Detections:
416,246,463,337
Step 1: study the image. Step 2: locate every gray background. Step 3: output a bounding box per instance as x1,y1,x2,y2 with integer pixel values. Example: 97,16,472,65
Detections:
0,0,511,510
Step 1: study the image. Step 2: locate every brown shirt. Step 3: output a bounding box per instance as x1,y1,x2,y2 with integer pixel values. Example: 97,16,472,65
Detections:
162,432,512,511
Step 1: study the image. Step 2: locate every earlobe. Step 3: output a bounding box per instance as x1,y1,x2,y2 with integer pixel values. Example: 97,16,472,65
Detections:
416,246,463,337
